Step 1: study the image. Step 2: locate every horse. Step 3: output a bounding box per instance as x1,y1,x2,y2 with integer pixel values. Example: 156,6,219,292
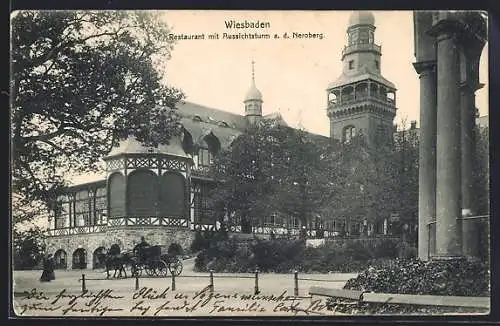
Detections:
96,249,134,279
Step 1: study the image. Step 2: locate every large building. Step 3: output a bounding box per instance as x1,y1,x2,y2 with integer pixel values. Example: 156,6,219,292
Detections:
45,11,401,270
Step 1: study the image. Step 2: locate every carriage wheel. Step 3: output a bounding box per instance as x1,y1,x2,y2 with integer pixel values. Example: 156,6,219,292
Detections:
169,259,183,276
144,263,155,277
155,260,169,277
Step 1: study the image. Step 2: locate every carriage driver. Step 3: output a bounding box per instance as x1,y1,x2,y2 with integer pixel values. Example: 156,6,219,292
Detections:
135,236,150,263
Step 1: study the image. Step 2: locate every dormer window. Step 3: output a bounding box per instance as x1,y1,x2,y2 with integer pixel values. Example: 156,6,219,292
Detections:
349,60,354,70
193,115,203,122
218,121,229,128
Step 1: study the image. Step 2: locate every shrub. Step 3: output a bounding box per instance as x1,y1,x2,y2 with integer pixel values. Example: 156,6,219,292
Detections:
344,258,490,297
194,237,421,274
344,241,373,261
190,230,210,253
372,239,399,258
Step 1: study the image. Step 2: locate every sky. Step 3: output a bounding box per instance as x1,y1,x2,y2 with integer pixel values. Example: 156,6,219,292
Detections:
68,10,488,186
161,10,489,137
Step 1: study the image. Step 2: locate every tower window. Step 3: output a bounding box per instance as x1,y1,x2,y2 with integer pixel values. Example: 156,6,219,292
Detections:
348,60,354,70
343,125,356,144
375,60,379,70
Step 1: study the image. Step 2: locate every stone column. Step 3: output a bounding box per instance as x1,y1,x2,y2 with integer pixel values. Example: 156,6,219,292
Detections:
435,30,463,259
413,61,437,260
461,52,481,259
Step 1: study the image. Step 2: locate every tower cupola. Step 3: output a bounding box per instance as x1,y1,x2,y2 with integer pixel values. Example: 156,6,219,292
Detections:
244,60,263,124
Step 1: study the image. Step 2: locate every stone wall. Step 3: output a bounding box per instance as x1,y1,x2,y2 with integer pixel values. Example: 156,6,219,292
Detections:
45,227,194,269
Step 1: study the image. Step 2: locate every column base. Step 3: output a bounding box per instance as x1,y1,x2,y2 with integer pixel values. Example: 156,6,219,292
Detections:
430,255,466,261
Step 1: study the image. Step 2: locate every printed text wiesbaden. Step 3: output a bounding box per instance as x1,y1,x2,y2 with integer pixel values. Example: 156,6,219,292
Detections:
225,20,271,29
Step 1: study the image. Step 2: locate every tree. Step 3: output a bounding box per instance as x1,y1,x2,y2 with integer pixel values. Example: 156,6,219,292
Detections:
13,227,46,269
208,119,343,232
337,123,419,237
272,128,343,229
11,11,185,223
208,120,284,230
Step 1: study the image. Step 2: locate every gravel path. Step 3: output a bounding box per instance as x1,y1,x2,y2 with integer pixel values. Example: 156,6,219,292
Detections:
12,259,357,317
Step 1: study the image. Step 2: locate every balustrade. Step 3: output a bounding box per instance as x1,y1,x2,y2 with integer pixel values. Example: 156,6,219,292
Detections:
46,216,191,237
328,92,395,108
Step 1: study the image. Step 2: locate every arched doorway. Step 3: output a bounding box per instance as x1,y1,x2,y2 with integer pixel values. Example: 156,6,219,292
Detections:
93,247,107,269
54,249,67,270
72,248,87,269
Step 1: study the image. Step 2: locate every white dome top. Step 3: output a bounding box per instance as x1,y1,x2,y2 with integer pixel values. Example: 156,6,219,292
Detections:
348,11,375,26
244,82,263,101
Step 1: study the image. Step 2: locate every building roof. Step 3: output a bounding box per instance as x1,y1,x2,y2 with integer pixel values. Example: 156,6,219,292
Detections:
105,101,290,160
328,65,396,90
176,101,248,130
244,82,263,102
106,135,191,159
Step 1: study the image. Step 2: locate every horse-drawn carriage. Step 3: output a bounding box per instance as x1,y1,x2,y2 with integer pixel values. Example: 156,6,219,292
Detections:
130,244,183,277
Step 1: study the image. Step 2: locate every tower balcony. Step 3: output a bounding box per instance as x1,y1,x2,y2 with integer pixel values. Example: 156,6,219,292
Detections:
328,92,395,110
342,43,381,58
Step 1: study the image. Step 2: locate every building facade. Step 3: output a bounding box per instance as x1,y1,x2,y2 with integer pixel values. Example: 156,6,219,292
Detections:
45,11,404,270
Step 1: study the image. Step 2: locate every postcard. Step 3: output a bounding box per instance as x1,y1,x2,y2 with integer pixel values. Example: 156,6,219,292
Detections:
10,10,490,317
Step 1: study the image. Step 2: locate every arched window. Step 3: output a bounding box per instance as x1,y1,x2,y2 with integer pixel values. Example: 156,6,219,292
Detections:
72,248,87,269
198,133,220,167
343,125,356,144
159,172,186,217
128,170,158,216
387,91,395,103
108,173,126,217
54,249,67,269
182,130,194,154
328,91,338,104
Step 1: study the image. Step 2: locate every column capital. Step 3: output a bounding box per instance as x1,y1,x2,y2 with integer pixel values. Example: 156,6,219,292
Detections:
413,60,436,75
427,19,464,42
461,81,486,92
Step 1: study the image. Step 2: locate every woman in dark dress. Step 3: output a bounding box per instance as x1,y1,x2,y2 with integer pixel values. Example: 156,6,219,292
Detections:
40,254,55,282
